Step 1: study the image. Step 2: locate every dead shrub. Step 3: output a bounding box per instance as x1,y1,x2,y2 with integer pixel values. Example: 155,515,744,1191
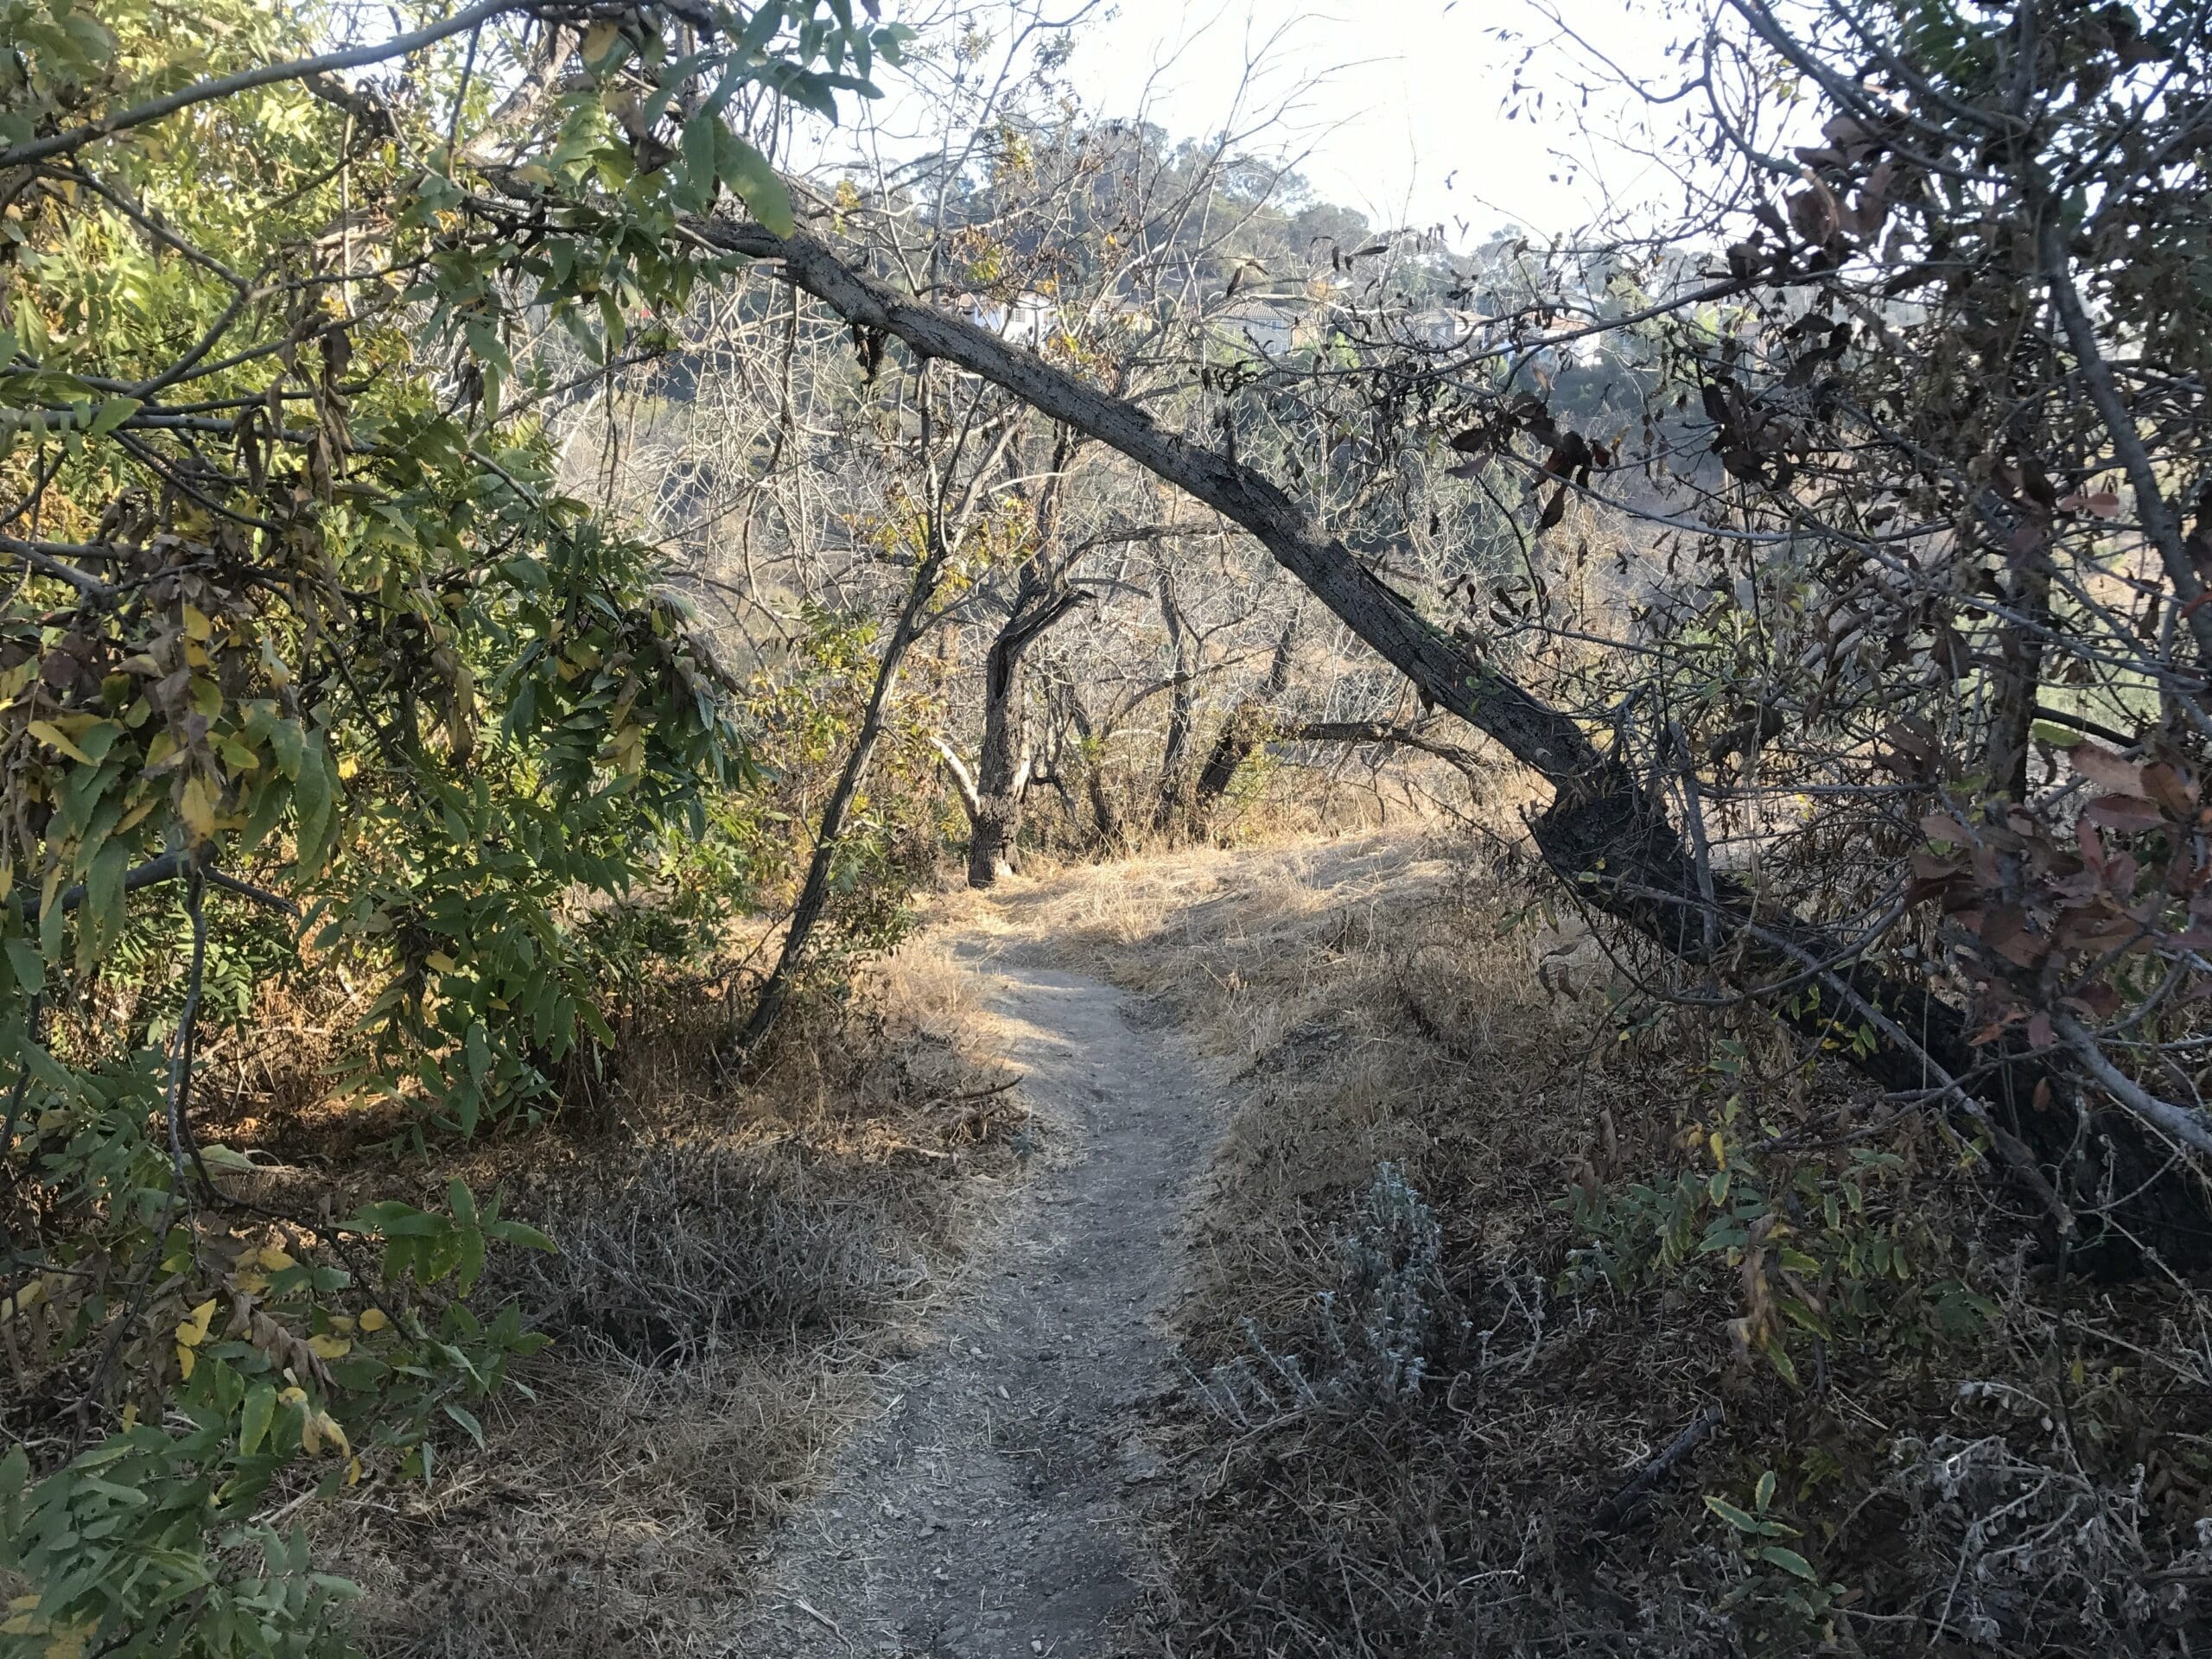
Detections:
972,828,2212,1657
484,1140,914,1367
307,930,1019,1658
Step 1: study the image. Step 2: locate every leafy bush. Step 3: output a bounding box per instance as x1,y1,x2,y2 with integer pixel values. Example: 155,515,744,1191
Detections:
0,1,910,1652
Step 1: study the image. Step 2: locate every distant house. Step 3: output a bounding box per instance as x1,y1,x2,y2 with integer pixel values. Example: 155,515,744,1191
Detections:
1211,298,1313,359
1393,308,1487,350
954,290,1058,348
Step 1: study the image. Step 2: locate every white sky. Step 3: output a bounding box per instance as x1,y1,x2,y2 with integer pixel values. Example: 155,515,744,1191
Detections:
838,0,1700,246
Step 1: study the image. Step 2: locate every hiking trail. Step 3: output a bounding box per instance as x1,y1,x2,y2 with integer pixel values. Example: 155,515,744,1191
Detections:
729,944,1215,1657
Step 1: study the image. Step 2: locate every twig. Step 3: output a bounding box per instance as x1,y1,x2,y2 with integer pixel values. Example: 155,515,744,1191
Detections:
1589,1403,1724,1533
14,848,299,923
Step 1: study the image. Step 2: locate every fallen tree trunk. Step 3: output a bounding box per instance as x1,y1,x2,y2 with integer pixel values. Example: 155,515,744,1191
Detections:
704,218,2211,1271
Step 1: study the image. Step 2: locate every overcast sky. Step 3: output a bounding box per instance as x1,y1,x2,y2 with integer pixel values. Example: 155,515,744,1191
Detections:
827,0,1700,246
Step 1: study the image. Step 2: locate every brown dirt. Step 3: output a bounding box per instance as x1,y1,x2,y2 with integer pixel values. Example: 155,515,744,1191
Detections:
726,944,1217,1657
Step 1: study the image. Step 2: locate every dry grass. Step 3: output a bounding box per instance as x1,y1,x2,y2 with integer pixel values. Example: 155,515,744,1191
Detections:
288,935,1033,1658
944,827,2212,1657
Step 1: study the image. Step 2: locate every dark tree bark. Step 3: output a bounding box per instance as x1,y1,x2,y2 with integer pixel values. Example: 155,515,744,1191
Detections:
1986,556,2055,803
705,219,2211,1270
1192,613,1299,824
1061,688,1123,850
963,563,1089,886
1152,567,1196,834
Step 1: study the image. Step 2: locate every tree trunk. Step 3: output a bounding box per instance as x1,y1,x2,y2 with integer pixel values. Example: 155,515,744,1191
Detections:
1063,690,1123,850
1153,569,1194,834
1986,555,2055,802
1192,614,1299,827
709,219,2212,1271
739,547,942,1056
963,563,1088,887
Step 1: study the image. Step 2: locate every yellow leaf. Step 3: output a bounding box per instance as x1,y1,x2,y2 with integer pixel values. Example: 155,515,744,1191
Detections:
121,1403,137,1429
346,1455,363,1487
257,1244,296,1272
359,1307,388,1333
25,721,92,764
178,773,216,842
300,1414,321,1455
307,1332,352,1360
426,952,457,975
175,1297,218,1345
175,1342,195,1379
277,1385,308,1407
181,604,213,641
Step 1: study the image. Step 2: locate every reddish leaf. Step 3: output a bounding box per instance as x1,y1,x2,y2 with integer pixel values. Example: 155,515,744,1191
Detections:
1979,906,2049,968
2083,793,2167,832
2077,816,2107,874
2141,761,2197,817
2068,982,2122,1017
2069,742,2145,796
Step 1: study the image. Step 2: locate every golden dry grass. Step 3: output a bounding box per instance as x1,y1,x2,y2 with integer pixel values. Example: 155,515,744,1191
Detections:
939,825,2212,1656
302,934,1034,1658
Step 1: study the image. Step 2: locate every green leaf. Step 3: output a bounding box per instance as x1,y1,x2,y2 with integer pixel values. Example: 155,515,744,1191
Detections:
1704,1496,1763,1533
442,1402,486,1450
294,736,336,873
79,836,129,971
264,715,305,780
239,1382,276,1455
721,131,794,236
1754,1470,1776,1511
487,1218,556,1253
1753,1545,1821,1581
88,395,142,436
6,936,45,995
679,110,720,212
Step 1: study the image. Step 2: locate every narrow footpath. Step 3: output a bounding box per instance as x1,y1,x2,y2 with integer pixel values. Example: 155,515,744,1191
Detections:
729,948,1216,1658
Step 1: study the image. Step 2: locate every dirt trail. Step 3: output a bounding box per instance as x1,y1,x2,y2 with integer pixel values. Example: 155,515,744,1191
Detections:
729,944,1213,1658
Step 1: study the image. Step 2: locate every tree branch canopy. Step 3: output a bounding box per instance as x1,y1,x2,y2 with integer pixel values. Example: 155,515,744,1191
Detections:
705,215,2212,1272
703,222,1605,795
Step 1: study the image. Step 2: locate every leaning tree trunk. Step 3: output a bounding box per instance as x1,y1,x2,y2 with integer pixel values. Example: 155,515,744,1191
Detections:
1153,569,1196,834
1192,613,1298,830
739,546,943,1056
706,219,2212,1272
